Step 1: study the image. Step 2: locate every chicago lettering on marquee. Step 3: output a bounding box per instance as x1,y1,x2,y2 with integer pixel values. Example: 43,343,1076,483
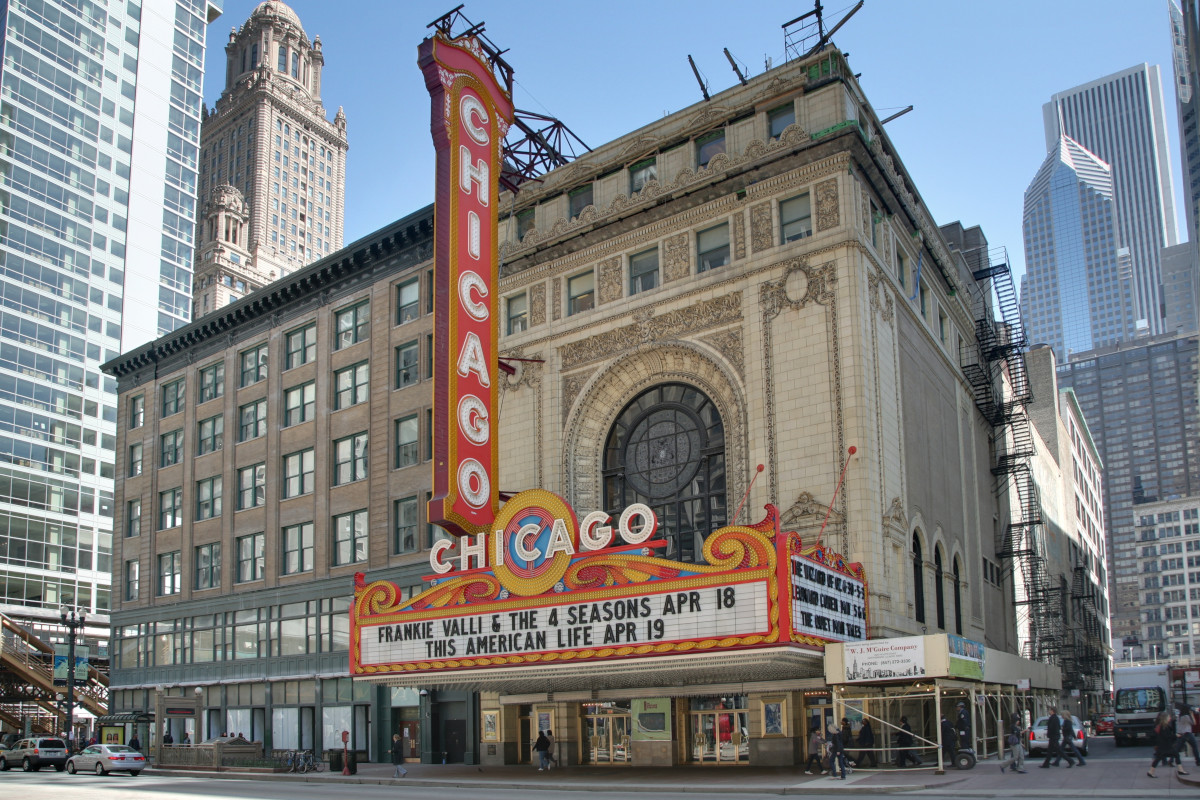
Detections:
418,33,513,537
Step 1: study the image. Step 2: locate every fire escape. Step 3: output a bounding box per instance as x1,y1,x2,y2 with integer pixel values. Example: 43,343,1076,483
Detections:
1064,564,1106,693
959,246,1062,663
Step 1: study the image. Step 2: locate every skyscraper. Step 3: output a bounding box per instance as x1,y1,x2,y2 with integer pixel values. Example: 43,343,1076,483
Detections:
0,0,218,627
1020,135,1137,361
192,0,348,317
1170,0,1200,245
1044,64,1179,335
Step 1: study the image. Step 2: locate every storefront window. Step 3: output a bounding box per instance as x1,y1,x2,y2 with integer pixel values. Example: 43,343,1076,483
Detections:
322,705,352,750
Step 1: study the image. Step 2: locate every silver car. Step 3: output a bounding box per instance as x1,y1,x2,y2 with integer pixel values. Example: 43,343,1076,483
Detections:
1029,714,1089,757
0,737,68,771
65,744,147,776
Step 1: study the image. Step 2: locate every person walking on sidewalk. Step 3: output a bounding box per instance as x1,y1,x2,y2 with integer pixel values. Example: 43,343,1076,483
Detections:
826,724,847,780
1059,712,1086,767
533,730,550,772
1149,711,1190,778
390,733,408,778
1177,705,1200,767
1039,705,1067,768
895,716,920,767
545,730,558,770
803,724,826,774
940,715,957,767
855,718,877,768
1000,713,1027,774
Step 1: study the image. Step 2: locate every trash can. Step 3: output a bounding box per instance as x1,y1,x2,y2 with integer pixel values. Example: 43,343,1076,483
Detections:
347,752,357,775
328,750,343,772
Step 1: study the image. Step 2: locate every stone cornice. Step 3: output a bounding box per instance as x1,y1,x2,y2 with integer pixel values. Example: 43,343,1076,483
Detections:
207,70,346,147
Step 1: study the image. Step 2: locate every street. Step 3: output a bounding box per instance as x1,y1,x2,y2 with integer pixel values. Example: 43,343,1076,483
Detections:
0,736,1195,798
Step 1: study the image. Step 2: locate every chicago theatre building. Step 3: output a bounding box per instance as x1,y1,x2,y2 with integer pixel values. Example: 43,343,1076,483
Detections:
104,40,1043,766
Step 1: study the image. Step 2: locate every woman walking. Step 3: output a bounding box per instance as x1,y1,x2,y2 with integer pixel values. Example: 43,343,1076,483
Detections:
1149,711,1189,778
999,713,1027,774
390,733,408,778
803,724,825,774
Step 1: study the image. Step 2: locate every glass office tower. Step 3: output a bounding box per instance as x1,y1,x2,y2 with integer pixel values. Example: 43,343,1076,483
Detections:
0,0,219,626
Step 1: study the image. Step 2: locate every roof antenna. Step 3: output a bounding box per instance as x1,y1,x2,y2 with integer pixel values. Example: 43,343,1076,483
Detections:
724,48,748,86
687,55,710,101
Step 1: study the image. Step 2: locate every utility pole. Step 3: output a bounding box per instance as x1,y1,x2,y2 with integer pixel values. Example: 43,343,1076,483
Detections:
59,606,87,749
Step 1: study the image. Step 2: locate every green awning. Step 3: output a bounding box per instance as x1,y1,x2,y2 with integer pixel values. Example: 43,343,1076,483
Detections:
96,712,153,724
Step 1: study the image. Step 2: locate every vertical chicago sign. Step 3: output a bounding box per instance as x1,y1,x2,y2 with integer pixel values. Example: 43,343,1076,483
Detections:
418,34,514,537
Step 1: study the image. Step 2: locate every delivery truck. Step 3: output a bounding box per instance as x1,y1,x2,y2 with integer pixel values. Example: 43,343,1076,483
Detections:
1113,663,1170,746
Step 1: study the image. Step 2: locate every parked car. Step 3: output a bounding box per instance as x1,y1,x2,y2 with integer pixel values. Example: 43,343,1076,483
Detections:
0,737,69,771
66,744,146,776
1029,714,1088,757
1094,714,1115,735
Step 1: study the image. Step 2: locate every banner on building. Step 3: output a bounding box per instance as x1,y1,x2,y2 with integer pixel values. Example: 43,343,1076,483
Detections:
947,634,985,679
842,636,926,682
352,494,866,677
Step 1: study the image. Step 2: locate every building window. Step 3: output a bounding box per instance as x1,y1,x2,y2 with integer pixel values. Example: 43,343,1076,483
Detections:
285,323,316,369
130,395,145,428
697,223,730,272
195,476,222,520
161,379,185,417
395,341,419,389
934,546,946,630
516,209,535,240
284,382,316,426
397,279,419,324
283,449,315,498
768,103,795,139
125,560,139,601
283,522,314,574
197,415,224,455
333,432,368,485
240,343,268,387
239,399,267,441
394,496,418,554
158,551,181,596
237,532,265,583
334,362,369,409
507,293,528,334
425,334,434,380
896,249,907,287
602,383,726,563
333,509,368,565
128,443,143,477
127,499,141,538
160,430,183,468
938,310,948,343
278,44,287,72
912,533,926,624
198,362,225,403
953,557,963,635
238,463,266,510
630,157,657,193
919,285,928,318
395,415,419,468
567,271,594,315
780,193,812,242
334,301,370,349
696,130,726,168
568,184,593,219
629,248,659,295
195,543,221,590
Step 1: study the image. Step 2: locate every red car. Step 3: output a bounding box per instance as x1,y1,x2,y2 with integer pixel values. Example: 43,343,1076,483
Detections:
1095,715,1115,735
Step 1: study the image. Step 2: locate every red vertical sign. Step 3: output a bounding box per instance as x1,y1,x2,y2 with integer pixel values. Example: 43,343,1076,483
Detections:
419,35,513,537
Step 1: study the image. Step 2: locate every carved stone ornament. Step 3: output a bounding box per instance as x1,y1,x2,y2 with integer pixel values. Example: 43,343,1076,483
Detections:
530,283,547,326
760,259,837,321
733,212,746,261
750,202,773,253
883,497,907,530
598,256,622,305
815,177,839,232
701,329,745,377
781,491,842,530
558,291,743,370
867,269,894,323
662,232,691,283
552,277,562,321
860,188,871,238
561,369,595,424
501,351,543,393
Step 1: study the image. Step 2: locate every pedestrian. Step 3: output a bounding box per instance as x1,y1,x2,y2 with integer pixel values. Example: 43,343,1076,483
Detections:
955,701,971,752
825,723,847,780
1059,711,1086,767
1149,710,1189,777
895,715,919,768
999,712,1027,774
1039,705,1066,768
533,730,550,771
545,729,557,770
803,724,826,774
163,730,174,746
855,718,877,768
840,718,854,766
939,715,957,766
181,731,191,746
129,733,141,752
391,733,408,778
1177,705,1200,767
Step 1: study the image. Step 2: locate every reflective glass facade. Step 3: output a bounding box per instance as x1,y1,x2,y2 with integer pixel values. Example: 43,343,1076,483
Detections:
0,0,217,622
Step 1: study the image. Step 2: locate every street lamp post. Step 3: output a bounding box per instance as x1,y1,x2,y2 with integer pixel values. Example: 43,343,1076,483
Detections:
59,606,86,749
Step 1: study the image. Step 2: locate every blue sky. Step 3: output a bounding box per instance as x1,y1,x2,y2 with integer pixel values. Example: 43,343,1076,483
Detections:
204,1,1181,287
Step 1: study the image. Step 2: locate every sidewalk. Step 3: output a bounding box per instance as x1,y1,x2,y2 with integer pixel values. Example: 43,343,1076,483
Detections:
153,750,1200,796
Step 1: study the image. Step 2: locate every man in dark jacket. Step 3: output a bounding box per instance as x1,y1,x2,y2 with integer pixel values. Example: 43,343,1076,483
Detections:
895,716,919,767
856,718,877,767
826,724,847,779
940,715,958,766
1040,706,1068,768
955,702,972,752
1059,713,1085,766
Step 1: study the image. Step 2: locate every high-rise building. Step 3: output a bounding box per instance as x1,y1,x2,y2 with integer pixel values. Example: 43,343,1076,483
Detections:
1020,135,1137,361
0,0,219,630
1161,242,1200,334
192,0,348,318
1056,332,1200,654
1043,64,1179,335
1170,0,1200,245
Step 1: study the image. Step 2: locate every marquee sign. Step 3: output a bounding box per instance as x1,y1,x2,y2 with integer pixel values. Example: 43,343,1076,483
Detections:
418,33,513,537
351,495,867,676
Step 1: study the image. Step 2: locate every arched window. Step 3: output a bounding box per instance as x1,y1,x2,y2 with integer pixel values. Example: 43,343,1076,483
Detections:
603,383,726,563
291,52,300,78
912,533,925,624
278,45,287,72
953,557,963,635
934,546,946,630
240,49,246,74
251,44,258,68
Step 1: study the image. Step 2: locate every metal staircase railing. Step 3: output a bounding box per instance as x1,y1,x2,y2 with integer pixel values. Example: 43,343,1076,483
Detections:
0,613,108,719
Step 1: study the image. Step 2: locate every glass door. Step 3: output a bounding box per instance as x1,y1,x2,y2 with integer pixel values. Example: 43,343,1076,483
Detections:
585,713,633,763
690,711,749,764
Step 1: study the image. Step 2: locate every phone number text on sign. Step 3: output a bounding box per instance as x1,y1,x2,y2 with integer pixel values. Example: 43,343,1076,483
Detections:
360,580,769,666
